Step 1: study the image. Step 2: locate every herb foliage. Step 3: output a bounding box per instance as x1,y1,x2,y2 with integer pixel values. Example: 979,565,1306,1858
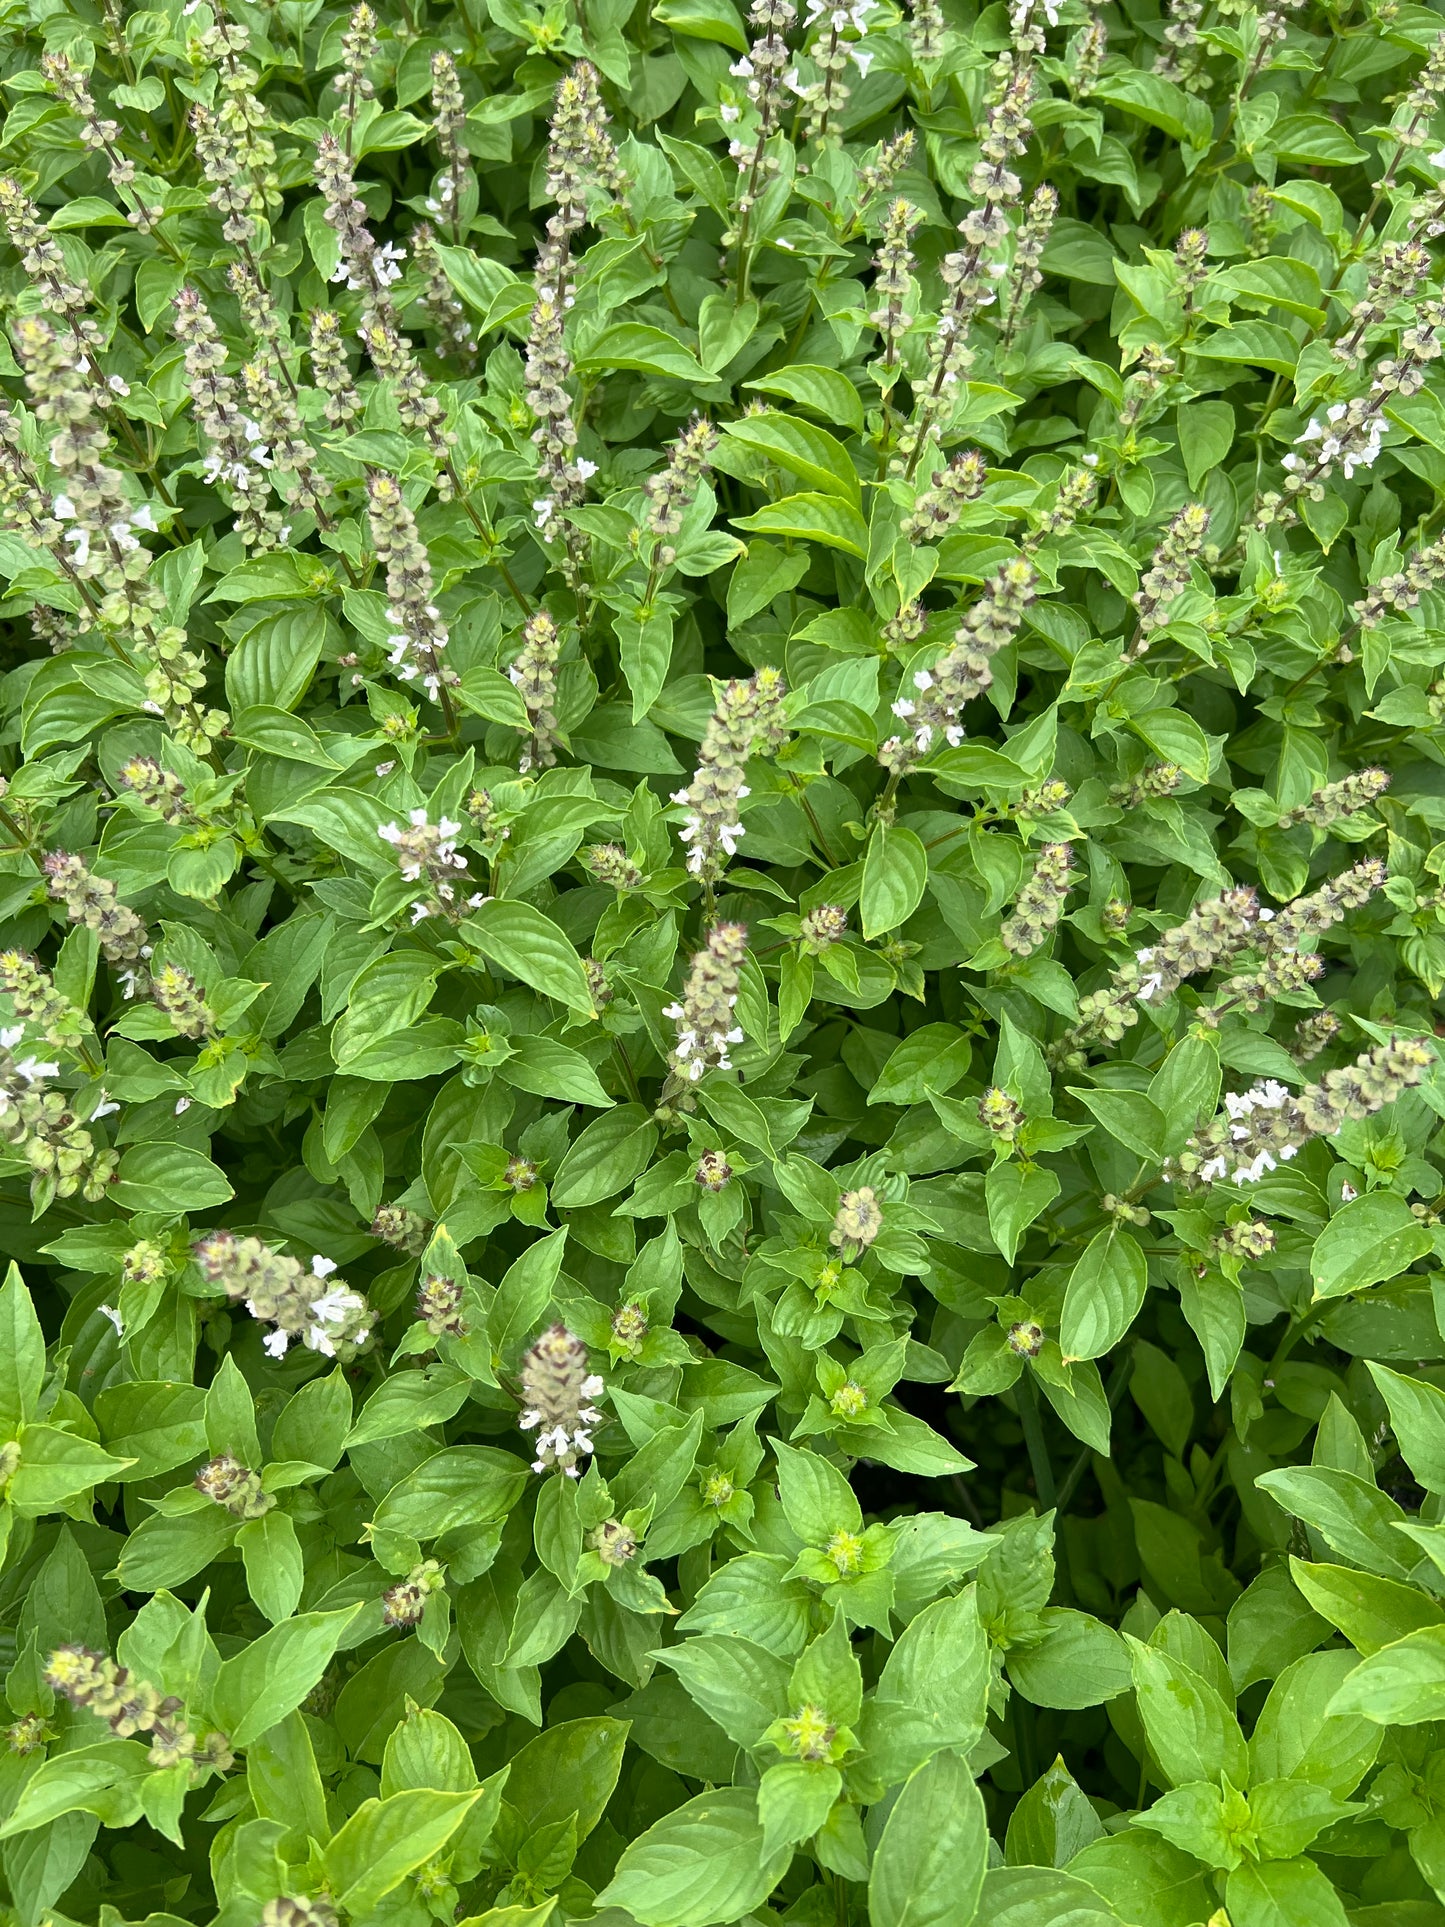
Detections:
1,0,1445,1924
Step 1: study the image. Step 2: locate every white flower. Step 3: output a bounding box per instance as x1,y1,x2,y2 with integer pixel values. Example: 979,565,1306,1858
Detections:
720,103,741,122
852,44,874,74
1340,1180,1358,1201
311,1254,338,1279
174,1095,191,1114
263,1328,290,1357
1137,972,1165,1002
575,458,598,481
533,496,556,530
98,1304,124,1338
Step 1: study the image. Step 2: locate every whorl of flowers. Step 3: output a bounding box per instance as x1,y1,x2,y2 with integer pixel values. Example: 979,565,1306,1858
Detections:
367,473,453,701
1000,842,1075,957
417,1269,466,1339
43,1646,233,1780
194,1454,273,1520
1062,886,1262,1054
882,559,1036,772
830,1186,883,1259
382,1559,446,1627
192,1231,375,1361
645,417,719,542
519,1324,606,1475
799,904,849,952
664,922,749,1090
0,949,87,1050
1131,503,1210,647
1180,1036,1434,1186
373,1202,432,1257
149,963,217,1042
671,669,788,879
43,851,151,998
508,611,566,772
377,810,484,924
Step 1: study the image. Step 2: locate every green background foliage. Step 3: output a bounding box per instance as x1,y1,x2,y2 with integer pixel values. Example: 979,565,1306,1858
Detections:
1,0,1445,1922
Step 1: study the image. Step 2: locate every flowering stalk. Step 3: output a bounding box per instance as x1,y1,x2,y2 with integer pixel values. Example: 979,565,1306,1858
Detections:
337,3,376,153
998,183,1056,350
508,611,566,772
377,810,485,923
1277,770,1391,830
0,1023,116,1207
43,1646,232,1779
1129,503,1210,654
901,61,1033,476
869,199,919,395
43,851,152,999
662,921,749,1101
1179,1036,1434,1186
173,290,281,551
518,1324,606,1475
192,1230,375,1360
729,0,799,301
1000,841,1074,957
366,474,456,723
642,416,718,602
429,50,469,243
1059,886,1262,1056
880,558,1035,778
671,669,789,884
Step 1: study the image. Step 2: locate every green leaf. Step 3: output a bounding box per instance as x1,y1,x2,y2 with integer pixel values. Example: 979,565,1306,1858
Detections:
112,1143,234,1214
723,416,861,505
237,1510,305,1624
985,1161,1060,1266
466,900,597,1015
596,1788,792,1927
553,1106,658,1207
499,1035,613,1107
1129,1638,1248,1787
861,824,928,938
1309,1192,1431,1300
1060,1226,1148,1361
744,365,865,431
210,1608,364,1746
575,322,709,383
0,1263,45,1436
731,492,869,558
325,1789,482,1918
869,1749,988,1927
1176,402,1235,491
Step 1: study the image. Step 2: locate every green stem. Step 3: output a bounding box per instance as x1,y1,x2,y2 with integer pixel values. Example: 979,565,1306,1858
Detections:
1016,1368,1057,1509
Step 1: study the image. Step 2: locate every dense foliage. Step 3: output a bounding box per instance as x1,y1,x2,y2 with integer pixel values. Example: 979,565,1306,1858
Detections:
7,0,1445,1922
